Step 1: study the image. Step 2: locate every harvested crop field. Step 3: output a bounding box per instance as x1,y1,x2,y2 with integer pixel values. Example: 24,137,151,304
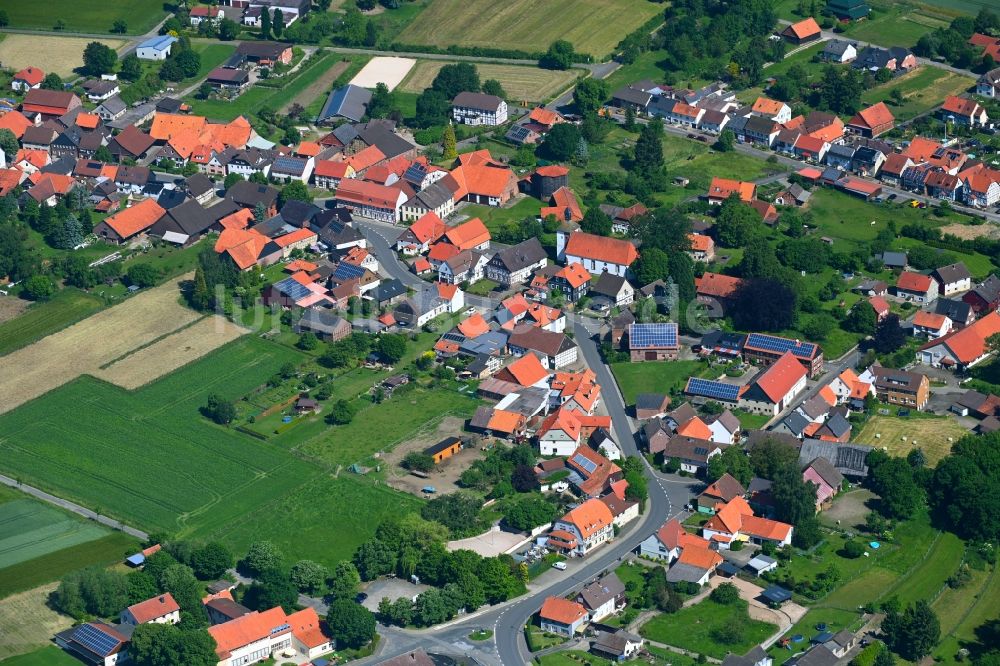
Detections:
0,584,74,660
397,0,663,57
0,297,29,325
939,222,1000,240
0,35,126,77
94,317,247,390
399,61,579,102
350,56,416,91
855,415,967,465
0,274,238,414
281,58,352,113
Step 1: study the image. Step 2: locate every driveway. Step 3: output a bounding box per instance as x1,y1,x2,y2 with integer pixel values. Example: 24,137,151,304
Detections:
705,576,807,644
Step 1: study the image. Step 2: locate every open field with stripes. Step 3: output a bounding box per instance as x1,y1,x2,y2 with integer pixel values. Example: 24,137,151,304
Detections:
398,61,580,103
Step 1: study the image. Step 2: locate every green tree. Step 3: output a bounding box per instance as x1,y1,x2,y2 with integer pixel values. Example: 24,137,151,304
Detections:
541,40,575,70
241,541,283,576
706,446,753,485
871,457,923,519
22,274,54,301
0,130,17,163
414,88,451,128
296,331,319,351
634,247,670,286
376,333,407,363
218,18,239,40
402,451,435,472
431,62,480,98
327,560,361,600
715,129,735,152
120,54,143,82
174,50,201,79
540,123,580,161
0,10,7,27
191,542,233,580
573,78,609,114
260,6,272,39
130,624,218,666
502,494,558,531
633,120,664,173
884,601,941,660
83,41,118,76
716,194,760,247
844,301,878,335
442,123,458,160
326,399,356,425
272,9,285,37
327,600,376,648
580,207,612,236
112,19,128,34
190,265,212,311
366,82,394,119
127,263,160,288
289,560,329,594
482,78,506,98
243,567,298,612
203,393,235,425
874,314,906,354
710,582,740,604
278,181,312,207
364,20,379,47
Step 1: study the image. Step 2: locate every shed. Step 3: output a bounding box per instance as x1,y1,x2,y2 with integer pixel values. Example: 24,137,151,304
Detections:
761,585,793,605
746,554,778,577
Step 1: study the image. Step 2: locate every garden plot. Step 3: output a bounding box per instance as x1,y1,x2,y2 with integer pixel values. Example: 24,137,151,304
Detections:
0,35,126,77
349,56,416,91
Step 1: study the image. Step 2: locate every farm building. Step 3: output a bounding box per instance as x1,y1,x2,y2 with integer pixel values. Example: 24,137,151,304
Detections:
137,35,178,60
424,437,462,463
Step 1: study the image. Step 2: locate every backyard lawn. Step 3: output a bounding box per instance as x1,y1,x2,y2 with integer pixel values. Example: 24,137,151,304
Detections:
611,360,710,404
639,598,777,658
855,415,968,465
861,67,975,123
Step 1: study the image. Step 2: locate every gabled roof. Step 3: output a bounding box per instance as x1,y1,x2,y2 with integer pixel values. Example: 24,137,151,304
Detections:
444,217,490,250
695,272,743,298
126,594,179,623
752,351,807,403
208,607,291,659
849,102,894,129
540,596,588,625
897,271,933,293
14,66,45,86
941,95,982,117
752,97,786,116
707,177,756,202
559,497,614,539
564,231,639,266
555,262,591,289
783,17,821,40
103,199,166,239
921,310,1000,364
499,352,549,387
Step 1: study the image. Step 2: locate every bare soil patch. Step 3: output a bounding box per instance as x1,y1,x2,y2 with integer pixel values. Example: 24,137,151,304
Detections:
0,583,73,660
350,57,415,92
939,223,1000,240
383,415,484,496
819,489,877,531
0,35,125,77
281,59,351,113
0,297,29,325
0,274,242,414
94,316,247,389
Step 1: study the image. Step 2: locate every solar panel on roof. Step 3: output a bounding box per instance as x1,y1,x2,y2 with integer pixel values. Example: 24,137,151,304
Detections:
685,377,740,402
333,262,366,280
694,447,709,456
276,278,312,300
629,323,678,349
745,333,817,358
73,624,119,657
571,452,598,474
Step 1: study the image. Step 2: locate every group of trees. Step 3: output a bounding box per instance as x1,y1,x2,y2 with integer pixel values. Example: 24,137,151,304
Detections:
749,439,822,547
914,9,1000,70
413,62,503,128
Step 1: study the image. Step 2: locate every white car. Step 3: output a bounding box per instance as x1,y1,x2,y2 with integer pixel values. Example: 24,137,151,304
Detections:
464,307,477,316
552,561,567,571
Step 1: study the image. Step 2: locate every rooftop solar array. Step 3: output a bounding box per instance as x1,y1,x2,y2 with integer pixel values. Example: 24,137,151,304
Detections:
694,447,709,456
685,377,740,402
629,322,678,349
571,452,598,474
745,333,817,359
275,278,312,300
273,156,305,174
73,624,119,657
333,262,366,280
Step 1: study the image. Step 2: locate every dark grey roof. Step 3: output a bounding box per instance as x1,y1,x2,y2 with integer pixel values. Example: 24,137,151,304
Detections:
156,199,216,236
319,84,372,123
854,46,893,69
272,155,310,177
592,630,643,656
370,278,407,303
226,180,279,207
744,116,778,134
460,330,508,357
822,412,851,439
636,393,669,411
41,155,75,175
357,124,415,159
590,272,629,298
827,143,857,159
156,188,188,209
934,298,972,323
317,219,363,247
798,440,872,476
791,646,839,666
236,40,292,60
155,97,183,113
579,573,625,610
666,562,711,583
452,91,504,111
295,309,348,335
280,199,321,227
853,146,883,164
823,39,855,56
932,262,971,285
970,274,1000,303
880,251,907,267
611,86,652,107
489,237,547,273
406,181,453,211
185,173,214,197
331,123,360,146
98,96,127,116
780,411,810,437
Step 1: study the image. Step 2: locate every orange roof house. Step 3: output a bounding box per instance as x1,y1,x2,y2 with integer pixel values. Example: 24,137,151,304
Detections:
94,199,166,243
539,596,588,630
0,111,32,139
707,177,756,203
457,312,491,339
541,186,583,223
781,17,822,44
427,242,460,264
449,152,518,205
919,310,1000,368
150,113,208,141
220,208,255,230
676,543,724,570
404,211,447,246
703,496,793,545
903,136,942,163
123,594,180,624
495,352,549,387
695,272,744,300
215,226,272,270
676,416,713,440
208,607,292,661
847,102,895,138
562,232,639,269
345,144,387,173
286,607,331,654
750,351,808,405
75,112,100,130
487,409,527,435
294,141,322,158
13,66,45,88
752,97,788,118
896,271,934,295
554,262,592,289
529,106,563,127
443,217,491,251
559,498,614,541
0,169,23,196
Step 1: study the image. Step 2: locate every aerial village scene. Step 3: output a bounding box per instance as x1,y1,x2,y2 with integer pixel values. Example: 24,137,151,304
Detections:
0,0,1000,665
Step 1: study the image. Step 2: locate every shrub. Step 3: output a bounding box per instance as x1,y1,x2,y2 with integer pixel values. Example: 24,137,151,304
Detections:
710,582,740,605
842,540,866,559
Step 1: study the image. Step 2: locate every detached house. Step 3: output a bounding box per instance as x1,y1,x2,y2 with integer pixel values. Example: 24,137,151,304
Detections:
847,102,895,138
557,230,639,277
821,39,857,63
396,211,446,254
577,573,626,622
912,311,952,339
486,237,547,286
452,92,508,126
919,310,1000,369
896,271,938,303
638,518,706,562
932,262,972,296
978,67,1000,98
548,498,615,556
120,594,180,626
964,275,1000,313
702,496,793,548
751,97,792,124
872,366,930,410
539,597,589,637
662,435,723,475
12,67,44,92
738,351,808,416
940,96,989,127
781,17,822,44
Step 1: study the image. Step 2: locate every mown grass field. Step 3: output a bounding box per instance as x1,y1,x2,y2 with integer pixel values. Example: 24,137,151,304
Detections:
191,43,238,83
611,360,710,405
397,0,663,57
398,61,579,103
0,583,75,661
861,67,975,122
0,645,83,665
0,532,138,599
0,0,166,34
0,289,103,357
855,415,967,465
0,499,109,570
0,35,126,77
640,598,777,658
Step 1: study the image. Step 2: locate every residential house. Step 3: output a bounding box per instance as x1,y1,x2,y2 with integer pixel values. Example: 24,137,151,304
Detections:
960,163,1000,208
880,153,913,186
333,179,406,223
591,631,645,662
940,96,989,127
638,518,704,562
628,322,679,361
871,366,930,410
438,249,487,285
452,92,508,126
120,594,181,626
611,85,653,111
486,237,547,286
551,262,592,302
932,262,972,296
706,177,755,204
396,211,446,254
548,498,615,556
447,149,518,206
540,186,584,224
235,40,294,66
781,17,822,44
935,297,975,328
963,275,1000,313
635,393,671,420
83,79,120,103
751,97,792,124
662,435,723,475
924,169,963,201
189,5,221,24
896,271,939,303
539,597,589,637
12,67,44,92
742,116,781,147
557,230,639,277
696,272,744,306
109,125,155,162
919,310,1000,369
978,67,1000,98
688,233,715,262
508,324,578,368
738,351,809,416
853,46,916,72
702,496,794,548
821,40,857,63
743,332,824,377
697,473,746,514
294,309,351,342
393,296,448,329
847,102,895,138
707,410,741,445
589,272,635,310
400,181,455,222
667,543,724,586
912,310,952,339
442,217,491,252
577,573,626,622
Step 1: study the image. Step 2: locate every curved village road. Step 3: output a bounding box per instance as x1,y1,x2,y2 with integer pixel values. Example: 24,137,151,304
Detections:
0,473,149,540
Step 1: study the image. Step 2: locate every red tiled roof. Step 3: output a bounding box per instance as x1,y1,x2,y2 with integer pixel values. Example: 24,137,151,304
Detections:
541,186,583,222
564,232,638,266
287,607,329,649
444,217,490,251
922,310,1000,364
0,111,32,139
903,137,942,162
849,102,894,130
783,17,821,40
752,97,786,116
897,271,932,293
913,311,948,329
499,352,549,386
103,199,166,239
707,177,755,202
539,596,588,625
753,351,807,403
457,312,490,338
695,272,743,299
407,211,447,244
941,95,981,117
555,262,591,289
335,179,404,210
529,107,562,126
869,295,890,315
560,497,614,539
126,594,179,624
314,160,351,179
14,67,45,86
208,607,290,658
